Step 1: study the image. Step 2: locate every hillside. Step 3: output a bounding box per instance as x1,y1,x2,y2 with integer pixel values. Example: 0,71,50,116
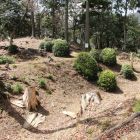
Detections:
0,37,140,140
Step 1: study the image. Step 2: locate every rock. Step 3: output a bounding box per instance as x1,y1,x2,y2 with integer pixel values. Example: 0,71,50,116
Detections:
62,111,78,118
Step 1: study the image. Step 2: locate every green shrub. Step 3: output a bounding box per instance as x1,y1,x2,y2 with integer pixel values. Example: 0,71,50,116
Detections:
45,90,52,95
47,73,53,79
54,39,63,43
49,87,55,91
73,52,98,80
61,61,65,65
43,37,52,42
100,48,116,65
38,77,46,88
12,65,17,68
121,64,133,78
52,39,70,57
100,119,112,132
89,49,100,62
97,70,116,91
39,41,45,49
22,77,28,83
13,82,23,93
85,129,93,134
12,74,18,80
8,45,18,54
44,41,54,52
0,56,15,64
134,100,140,112
5,83,11,90
131,52,140,58
56,64,60,68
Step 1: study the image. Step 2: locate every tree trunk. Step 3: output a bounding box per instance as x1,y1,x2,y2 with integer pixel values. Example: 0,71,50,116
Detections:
52,7,55,38
38,15,41,38
99,33,103,49
130,53,134,69
9,34,14,46
31,11,35,37
94,111,140,140
8,0,30,45
73,16,77,42
23,86,39,110
123,0,128,51
107,36,109,47
85,0,90,50
65,0,68,42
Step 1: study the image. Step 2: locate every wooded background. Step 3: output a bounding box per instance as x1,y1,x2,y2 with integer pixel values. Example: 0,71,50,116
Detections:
1,0,140,51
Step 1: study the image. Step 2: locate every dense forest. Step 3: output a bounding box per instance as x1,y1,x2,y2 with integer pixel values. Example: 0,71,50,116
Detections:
1,0,140,51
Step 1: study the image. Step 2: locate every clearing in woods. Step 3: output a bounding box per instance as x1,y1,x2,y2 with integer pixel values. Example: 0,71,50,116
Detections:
0,37,140,140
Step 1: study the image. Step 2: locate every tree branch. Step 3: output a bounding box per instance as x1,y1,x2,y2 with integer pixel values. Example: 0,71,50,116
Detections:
94,111,140,140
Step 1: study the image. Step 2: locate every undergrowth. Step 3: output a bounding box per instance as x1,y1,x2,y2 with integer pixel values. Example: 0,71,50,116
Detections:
13,82,23,93
38,77,46,88
134,100,140,112
0,56,15,64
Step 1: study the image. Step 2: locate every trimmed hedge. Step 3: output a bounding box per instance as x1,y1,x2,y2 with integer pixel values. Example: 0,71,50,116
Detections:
100,48,116,65
89,49,100,62
97,70,116,91
43,37,52,42
52,39,70,57
121,64,133,78
39,41,45,50
44,41,54,52
73,52,98,80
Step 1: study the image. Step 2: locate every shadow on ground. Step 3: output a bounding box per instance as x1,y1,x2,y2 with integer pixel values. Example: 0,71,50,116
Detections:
110,86,124,94
0,98,135,138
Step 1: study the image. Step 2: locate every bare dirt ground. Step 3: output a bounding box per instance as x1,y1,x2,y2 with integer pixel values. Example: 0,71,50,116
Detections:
0,37,140,140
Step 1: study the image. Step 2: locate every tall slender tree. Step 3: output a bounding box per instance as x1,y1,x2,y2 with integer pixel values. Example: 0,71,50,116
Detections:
30,0,37,37
65,0,68,42
123,0,128,50
85,0,89,49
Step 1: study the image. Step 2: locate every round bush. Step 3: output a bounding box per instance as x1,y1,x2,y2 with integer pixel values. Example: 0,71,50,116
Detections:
8,45,18,54
100,48,116,65
73,52,98,80
54,39,63,43
52,39,70,57
44,41,54,52
89,49,100,62
97,70,116,91
121,64,133,78
39,41,45,49
43,37,52,42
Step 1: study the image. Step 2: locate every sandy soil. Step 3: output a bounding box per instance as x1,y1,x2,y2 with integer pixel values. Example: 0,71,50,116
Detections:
0,37,140,140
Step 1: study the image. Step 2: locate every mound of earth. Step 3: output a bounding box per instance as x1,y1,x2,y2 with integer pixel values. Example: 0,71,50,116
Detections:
0,37,140,140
